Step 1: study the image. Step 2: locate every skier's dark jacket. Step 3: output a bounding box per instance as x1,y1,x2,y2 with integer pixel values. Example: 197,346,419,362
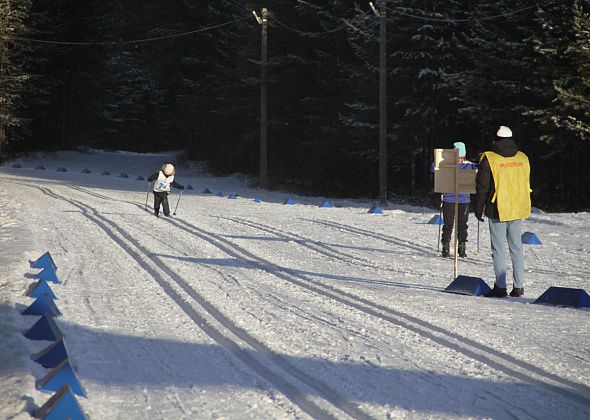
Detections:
147,172,184,190
473,137,523,220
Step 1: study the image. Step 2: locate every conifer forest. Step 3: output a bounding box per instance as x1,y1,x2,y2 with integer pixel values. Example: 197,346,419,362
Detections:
1,1,589,211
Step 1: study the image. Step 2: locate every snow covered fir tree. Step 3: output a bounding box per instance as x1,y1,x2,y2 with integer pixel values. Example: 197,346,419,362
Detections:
1,0,589,209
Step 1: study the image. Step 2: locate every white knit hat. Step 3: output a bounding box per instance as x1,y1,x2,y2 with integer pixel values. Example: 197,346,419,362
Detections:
496,126,512,138
162,164,175,176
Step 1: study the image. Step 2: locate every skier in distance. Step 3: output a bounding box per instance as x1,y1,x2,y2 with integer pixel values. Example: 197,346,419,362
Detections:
147,163,184,217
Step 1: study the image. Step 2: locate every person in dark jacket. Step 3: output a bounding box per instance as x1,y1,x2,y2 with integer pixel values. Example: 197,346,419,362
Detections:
439,142,478,258
474,126,531,298
147,163,184,217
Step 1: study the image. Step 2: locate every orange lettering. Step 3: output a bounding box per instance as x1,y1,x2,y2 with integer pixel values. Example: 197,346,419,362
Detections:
498,162,523,168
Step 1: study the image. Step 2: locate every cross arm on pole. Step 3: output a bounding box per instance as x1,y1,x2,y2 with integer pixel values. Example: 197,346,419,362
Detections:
252,10,262,24
369,2,380,16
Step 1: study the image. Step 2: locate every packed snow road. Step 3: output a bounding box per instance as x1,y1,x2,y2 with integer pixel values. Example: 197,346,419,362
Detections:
1,151,589,419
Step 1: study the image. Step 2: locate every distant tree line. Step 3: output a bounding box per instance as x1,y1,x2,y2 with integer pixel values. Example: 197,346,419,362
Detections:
1,0,588,211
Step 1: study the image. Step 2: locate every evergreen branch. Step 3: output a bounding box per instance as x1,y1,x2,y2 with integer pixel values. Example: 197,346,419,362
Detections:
6,16,251,46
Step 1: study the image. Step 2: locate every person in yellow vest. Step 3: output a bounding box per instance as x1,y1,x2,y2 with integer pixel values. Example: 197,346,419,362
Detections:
474,126,532,298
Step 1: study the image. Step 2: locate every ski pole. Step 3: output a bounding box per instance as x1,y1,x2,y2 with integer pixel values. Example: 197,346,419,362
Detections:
437,194,443,253
145,182,152,211
476,218,480,256
173,189,183,215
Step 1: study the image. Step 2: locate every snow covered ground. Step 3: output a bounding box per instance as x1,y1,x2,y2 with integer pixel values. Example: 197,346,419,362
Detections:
1,150,589,420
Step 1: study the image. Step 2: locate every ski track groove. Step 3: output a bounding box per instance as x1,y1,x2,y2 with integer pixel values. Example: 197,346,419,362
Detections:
223,216,394,271
306,217,588,279
70,189,401,333
222,216,440,283
59,214,184,418
68,184,590,407
128,216,297,322
161,215,590,409
220,216,443,294
95,206,322,344
304,217,489,267
20,182,590,412
27,182,367,420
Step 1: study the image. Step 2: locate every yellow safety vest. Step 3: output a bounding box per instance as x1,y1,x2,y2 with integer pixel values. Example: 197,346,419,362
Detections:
483,151,532,222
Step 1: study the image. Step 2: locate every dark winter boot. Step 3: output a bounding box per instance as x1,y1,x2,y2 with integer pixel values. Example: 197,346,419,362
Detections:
509,287,524,297
154,210,160,218
458,242,467,258
441,242,450,258
484,284,508,298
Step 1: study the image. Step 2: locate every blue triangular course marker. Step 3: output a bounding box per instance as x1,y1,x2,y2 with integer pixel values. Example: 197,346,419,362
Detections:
81,169,91,174
30,252,58,271
56,168,67,172
283,198,296,205
36,165,46,170
533,287,590,309
521,231,542,245
202,188,212,194
368,205,383,214
12,164,22,168
37,359,87,398
320,200,332,208
428,215,444,225
187,184,194,190
216,191,224,197
33,338,70,368
118,173,128,178
228,193,238,199
24,315,63,341
34,384,88,420
22,293,62,317
34,265,61,284
135,175,145,181
444,275,492,296
27,279,57,301
101,171,110,175
254,197,262,203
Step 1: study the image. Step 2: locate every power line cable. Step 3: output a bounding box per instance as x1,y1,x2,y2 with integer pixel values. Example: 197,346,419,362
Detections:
5,16,251,46
268,16,346,35
377,0,554,23
2,2,555,47
239,1,550,37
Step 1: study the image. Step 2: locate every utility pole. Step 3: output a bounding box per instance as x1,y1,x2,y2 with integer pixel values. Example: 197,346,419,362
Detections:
254,8,269,187
370,2,387,207
0,47,5,159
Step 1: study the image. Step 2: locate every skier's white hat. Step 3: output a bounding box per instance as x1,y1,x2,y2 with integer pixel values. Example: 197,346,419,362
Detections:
496,126,512,138
162,163,175,176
